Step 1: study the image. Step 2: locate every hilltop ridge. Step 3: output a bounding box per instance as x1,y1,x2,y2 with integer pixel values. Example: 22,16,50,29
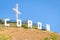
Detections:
0,23,60,40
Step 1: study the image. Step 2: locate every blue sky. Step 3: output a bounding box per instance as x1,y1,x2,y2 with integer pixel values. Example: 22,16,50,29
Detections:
0,0,60,34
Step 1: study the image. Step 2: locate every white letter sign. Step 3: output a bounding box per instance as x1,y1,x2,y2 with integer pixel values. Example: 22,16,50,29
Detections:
4,19,10,26
38,22,42,29
28,20,32,28
17,19,22,27
46,24,50,32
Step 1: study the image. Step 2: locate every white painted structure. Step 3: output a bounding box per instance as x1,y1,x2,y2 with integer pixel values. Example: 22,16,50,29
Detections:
17,19,22,27
13,3,21,27
38,22,42,29
4,19,10,26
28,20,32,28
46,24,50,31
4,19,50,31
13,3,21,21
4,3,51,32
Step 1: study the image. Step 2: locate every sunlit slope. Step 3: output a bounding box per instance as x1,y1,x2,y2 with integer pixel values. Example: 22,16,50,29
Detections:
0,23,60,40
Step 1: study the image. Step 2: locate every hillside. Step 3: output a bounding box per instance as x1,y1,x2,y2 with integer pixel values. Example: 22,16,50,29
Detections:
0,23,60,40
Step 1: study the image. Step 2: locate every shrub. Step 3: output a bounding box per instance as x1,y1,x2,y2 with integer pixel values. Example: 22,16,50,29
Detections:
0,34,9,40
51,33,57,40
41,26,46,31
41,28,46,31
22,24,28,29
32,26,37,29
0,19,4,24
44,37,50,40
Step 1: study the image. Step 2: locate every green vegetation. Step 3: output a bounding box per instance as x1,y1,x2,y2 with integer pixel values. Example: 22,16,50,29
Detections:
44,37,50,40
44,33,58,40
22,24,38,29
41,26,46,31
22,24,28,29
51,33,57,40
32,26,37,29
41,28,46,31
0,19,4,24
0,34,9,40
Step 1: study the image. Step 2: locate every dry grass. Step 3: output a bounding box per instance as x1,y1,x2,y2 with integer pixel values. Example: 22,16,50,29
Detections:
0,23,60,40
